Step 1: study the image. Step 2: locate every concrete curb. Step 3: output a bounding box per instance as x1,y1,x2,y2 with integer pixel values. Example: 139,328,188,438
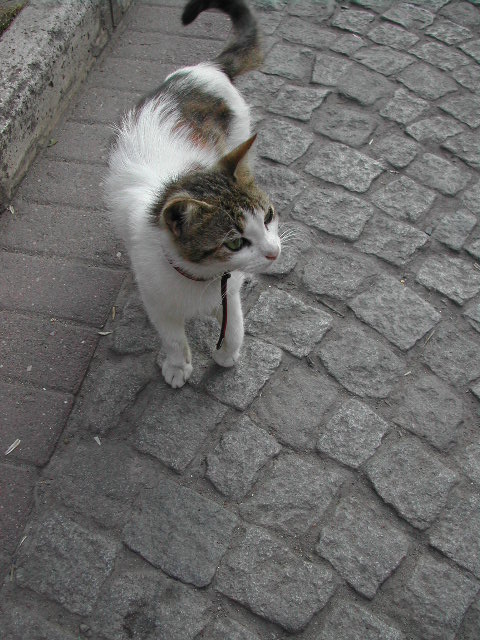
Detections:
0,0,131,206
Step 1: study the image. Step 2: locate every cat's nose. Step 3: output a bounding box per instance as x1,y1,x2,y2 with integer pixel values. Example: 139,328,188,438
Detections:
265,249,279,261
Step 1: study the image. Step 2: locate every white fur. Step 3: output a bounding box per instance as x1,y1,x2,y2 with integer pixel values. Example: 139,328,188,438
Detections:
105,63,280,388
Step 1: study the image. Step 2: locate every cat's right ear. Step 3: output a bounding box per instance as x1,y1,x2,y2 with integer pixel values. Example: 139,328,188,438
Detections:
217,134,257,180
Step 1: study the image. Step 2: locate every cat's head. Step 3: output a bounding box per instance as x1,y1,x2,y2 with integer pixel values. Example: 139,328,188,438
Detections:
152,135,281,277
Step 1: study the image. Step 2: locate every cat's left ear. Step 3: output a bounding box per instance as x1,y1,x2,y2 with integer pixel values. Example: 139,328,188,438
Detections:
217,134,257,180
162,196,212,237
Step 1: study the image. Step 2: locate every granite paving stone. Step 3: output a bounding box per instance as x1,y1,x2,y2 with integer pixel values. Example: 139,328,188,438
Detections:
204,337,282,410
442,130,480,170
442,2,480,27
348,275,440,350
267,85,330,122
425,18,473,44
207,618,261,640
0,606,78,640
352,0,394,11
255,161,305,212
406,153,470,195
460,39,480,64
278,17,337,48
456,597,480,640
235,71,284,107
239,454,345,536
245,288,332,357
464,299,480,332
313,103,377,146
215,527,336,632
365,437,458,529
471,380,480,401
355,215,428,266
370,176,436,222
134,383,227,472
311,53,353,86
0,463,37,555
318,326,405,398
367,22,419,49
369,133,418,168
338,65,395,104
286,0,335,21
389,552,479,640
249,363,339,451
93,568,211,640
452,64,480,91
331,9,375,34
391,373,463,450
416,255,480,304
15,511,119,615
305,142,384,192
302,246,377,300
257,118,313,165
455,440,480,486
111,289,161,355
329,33,365,54
123,477,238,587
429,489,480,578
382,3,434,29
316,599,405,640
405,115,464,143
409,41,470,72
423,322,480,386
263,43,314,81
353,45,415,75
317,398,389,468
466,236,480,261
316,493,410,598
432,209,477,250
440,93,480,128
462,180,480,215
380,88,428,124
206,415,281,500
292,185,373,240
397,63,458,100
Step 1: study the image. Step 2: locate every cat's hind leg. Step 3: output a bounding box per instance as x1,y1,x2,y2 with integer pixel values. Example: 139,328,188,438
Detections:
212,288,244,368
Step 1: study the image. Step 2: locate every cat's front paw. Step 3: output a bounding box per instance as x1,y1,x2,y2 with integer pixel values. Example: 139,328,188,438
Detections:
162,359,193,388
213,347,240,368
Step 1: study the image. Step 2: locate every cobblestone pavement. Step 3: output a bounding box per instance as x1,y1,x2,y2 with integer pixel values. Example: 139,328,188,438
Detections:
1,0,480,638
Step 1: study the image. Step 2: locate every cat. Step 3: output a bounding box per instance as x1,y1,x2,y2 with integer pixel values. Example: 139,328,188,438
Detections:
105,0,281,388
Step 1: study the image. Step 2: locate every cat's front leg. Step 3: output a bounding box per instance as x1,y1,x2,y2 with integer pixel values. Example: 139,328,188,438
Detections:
213,289,244,368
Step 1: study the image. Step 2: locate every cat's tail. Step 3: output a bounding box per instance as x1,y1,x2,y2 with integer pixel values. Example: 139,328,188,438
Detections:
182,0,263,80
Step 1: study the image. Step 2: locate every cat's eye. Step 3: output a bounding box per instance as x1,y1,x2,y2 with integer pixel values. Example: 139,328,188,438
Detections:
225,237,247,251
264,206,274,226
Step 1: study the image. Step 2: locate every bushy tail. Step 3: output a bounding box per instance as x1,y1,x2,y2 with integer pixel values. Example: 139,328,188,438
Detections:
182,0,263,80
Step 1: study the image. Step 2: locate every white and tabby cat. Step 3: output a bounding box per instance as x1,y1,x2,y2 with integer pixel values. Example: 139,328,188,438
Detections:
105,0,280,388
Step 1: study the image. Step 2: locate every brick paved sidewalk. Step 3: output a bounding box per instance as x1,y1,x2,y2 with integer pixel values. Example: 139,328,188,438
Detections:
1,0,480,638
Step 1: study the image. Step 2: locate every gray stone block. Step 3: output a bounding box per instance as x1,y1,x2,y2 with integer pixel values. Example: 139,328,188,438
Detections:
392,373,463,450
410,41,470,71
440,93,480,128
134,383,227,472
204,337,282,410
442,130,480,170
302,247,377,300
111,289,160,355
380,88,429,124
352,0,394,11
123,477,238,587
406,153,470,196
286,0,335,21
355,214,428,266
369,133,418,168
329,33,366,55
429,489,480,578
432,209,477,250
331,9,375,34
462,180,480,214
94,568,210,640
235,71,284,107
239,454,345,535
398,63,457,100
206,415,280,500
441,2,480,26
454,64,480,91
314,104,377,146
406,115,465,143
316,494,410,598
207,618,260,640
317,398,389,467
311,53,353,86
365,437,458,529
257,118,313,165
423,322,480,386
216,527,336,632
249,363,339,450
0,605,77,640
317,599,405,640
370,176,436,222
255,161,305,213
460,38,480,63
268,85,330,122
278,17,336,48
353,45,415,75
318,326,405,398
338,65,395,105
348,275,441,350
382,3,434,28
292,185,373,241
15,511,119,615
245,289,332,357
416,255,480,304
263,44,314,81
367,22,419,49
305,142,384,193
390,553,479,640
464,299,480,333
